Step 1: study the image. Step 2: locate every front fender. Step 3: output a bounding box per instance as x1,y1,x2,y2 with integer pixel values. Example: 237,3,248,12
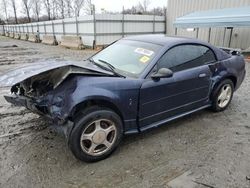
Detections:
69,86,121,115
72,86,120,106
49,86,120,121
46,76,141,133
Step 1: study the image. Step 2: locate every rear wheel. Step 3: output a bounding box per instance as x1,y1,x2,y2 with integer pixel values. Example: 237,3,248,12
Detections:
69,106,123,162
211,79,234,112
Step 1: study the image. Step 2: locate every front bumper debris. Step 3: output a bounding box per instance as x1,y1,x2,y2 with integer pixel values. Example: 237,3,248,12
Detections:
4,94,75,140
4,95,38,111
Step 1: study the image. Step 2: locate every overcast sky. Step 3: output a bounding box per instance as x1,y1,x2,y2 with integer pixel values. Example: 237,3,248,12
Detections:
2,0,167,18
92,0,167,12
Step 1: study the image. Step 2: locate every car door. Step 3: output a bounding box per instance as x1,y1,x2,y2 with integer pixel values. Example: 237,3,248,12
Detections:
139,44,217,130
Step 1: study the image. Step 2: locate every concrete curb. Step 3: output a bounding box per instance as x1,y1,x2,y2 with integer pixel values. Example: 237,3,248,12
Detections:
28,34,40,43
9,33,15,38
20,33,28,41
60,35,84,50
14,33,21,40
42,35,58,45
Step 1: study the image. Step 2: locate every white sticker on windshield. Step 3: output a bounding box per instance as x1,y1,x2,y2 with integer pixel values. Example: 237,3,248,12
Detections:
134,48,154,56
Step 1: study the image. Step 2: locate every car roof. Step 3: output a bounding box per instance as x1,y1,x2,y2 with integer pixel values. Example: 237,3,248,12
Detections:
123,34,196,46
123,34,231,61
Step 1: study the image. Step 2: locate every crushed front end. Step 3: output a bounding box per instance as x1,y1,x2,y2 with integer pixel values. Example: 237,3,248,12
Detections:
4,70,76,125
2,63,109,125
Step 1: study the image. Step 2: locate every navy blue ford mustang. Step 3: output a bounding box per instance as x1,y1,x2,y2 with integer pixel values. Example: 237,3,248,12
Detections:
1,35,246,162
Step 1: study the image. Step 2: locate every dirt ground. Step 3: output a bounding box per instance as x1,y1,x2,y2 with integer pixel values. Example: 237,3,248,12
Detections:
0,36,250,188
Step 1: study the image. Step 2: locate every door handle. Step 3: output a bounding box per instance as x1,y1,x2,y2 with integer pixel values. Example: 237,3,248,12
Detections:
198,73,207,78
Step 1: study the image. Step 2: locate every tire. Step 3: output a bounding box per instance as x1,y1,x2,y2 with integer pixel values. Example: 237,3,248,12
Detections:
211,79,234,112
69,106,123,162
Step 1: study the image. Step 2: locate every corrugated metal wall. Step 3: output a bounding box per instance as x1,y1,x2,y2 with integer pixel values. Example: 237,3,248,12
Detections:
0,25,4,34
167,0,250,49
2,14,165,47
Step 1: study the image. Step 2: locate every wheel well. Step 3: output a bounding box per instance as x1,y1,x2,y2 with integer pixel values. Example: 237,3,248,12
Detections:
70,99,124,123
211,75,237,99
224,75,237,88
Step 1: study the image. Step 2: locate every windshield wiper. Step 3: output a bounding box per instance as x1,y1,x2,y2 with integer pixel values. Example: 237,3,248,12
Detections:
98,59,116,70
89,58,125,78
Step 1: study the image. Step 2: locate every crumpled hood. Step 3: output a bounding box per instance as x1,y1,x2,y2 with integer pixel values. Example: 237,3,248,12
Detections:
0,60,112,87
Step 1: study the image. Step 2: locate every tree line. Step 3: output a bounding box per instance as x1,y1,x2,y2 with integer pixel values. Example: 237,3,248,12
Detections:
1,0,92,24
0,0,166,25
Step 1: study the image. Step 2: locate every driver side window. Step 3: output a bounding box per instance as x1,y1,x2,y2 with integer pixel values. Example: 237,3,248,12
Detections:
157,44,216,72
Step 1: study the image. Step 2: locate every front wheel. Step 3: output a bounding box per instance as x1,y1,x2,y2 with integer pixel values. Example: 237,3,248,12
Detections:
69,106,123,162
211,79,234,112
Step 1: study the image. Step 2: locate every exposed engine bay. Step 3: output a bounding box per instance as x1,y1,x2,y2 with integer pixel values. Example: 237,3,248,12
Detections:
10,65,108,98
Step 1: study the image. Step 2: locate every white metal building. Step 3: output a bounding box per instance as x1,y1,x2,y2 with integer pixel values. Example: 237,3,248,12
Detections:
167,0,250,50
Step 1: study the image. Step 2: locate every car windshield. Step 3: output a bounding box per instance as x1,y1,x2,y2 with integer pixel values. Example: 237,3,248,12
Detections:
91,40,161,77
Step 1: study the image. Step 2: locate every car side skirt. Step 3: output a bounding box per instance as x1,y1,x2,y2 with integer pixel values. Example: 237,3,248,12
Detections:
138,104,211,133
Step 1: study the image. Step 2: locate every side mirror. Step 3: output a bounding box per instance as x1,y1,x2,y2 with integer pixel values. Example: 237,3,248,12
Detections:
151,68,173,79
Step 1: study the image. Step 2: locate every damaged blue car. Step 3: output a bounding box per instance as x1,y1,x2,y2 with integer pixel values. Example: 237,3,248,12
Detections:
1,35,246,162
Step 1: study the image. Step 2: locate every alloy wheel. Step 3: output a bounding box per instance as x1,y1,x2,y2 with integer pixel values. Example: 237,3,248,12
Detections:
217,84,232,108
80,119,117,156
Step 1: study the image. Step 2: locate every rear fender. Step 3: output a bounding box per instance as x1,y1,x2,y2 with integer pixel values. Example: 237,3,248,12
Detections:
210,74,235,99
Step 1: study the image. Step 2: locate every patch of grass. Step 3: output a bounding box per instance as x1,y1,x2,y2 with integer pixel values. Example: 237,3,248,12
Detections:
0,35,6,40
0,35,10,41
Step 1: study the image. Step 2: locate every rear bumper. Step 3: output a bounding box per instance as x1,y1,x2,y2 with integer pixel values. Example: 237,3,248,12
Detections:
235,68,246,91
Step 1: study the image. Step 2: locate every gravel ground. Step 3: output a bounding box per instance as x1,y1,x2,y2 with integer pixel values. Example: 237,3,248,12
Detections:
0,36,250,188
